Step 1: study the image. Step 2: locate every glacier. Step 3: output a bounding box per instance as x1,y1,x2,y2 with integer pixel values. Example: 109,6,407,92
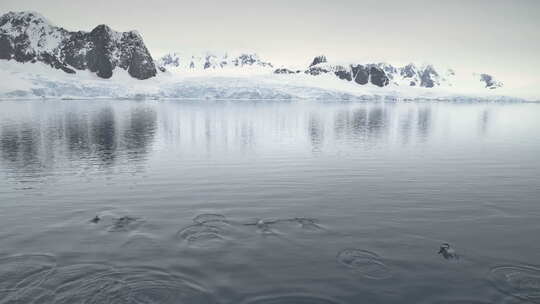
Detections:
0,60,536,102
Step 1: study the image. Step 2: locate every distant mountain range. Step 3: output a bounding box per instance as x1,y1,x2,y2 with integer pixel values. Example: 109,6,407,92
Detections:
157,52,273,72
2,11,530,101
278,55,503,89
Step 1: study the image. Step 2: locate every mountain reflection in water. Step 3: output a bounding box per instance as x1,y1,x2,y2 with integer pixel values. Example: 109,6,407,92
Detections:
0,100,539,304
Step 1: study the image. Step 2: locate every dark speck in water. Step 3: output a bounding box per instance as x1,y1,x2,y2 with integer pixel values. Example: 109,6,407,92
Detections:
438,243,459,260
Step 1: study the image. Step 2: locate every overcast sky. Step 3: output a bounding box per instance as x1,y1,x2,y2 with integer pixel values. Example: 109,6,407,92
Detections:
1,0,539,85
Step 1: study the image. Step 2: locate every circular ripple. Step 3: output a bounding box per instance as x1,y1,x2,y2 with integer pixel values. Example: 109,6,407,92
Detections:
43,263,118,302
489,265,540,303
48,265,215,304
54,277,129,304
121,268,215,304
176,224,225,245
46,264,113,287
0,254,56,292
336,249,393,280
193,214,227,224
0,287,55,304
241,294,342,304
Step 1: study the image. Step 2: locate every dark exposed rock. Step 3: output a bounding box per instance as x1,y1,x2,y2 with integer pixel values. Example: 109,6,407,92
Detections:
236,53,272,67
335,70,352,81
309,55,327,67
369,66,389,87
274,68,297,74
379,63,397,80
41,53,76,73
305,66,329,76
117,31,156,80
351,65,370,85
238,54,256,65
127,49,153,79
304,58,388,87
159,53,180,68
0,34,13,59
480,73,503,89
400,64,417,78
400,64,451,88
480,74,494,88
0,11,157,80
63,31,90,70
12,34,34,62
334,66,352,81
420,65,439,88
228,53,273,68
87,25,114,78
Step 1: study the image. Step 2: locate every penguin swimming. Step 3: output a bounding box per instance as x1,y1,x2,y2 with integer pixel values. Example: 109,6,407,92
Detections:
90,215,100,224
256,219,267,228
438,243,459,260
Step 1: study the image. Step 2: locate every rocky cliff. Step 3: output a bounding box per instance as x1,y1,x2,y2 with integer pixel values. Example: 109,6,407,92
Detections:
0,11,157,79
276,55,502,90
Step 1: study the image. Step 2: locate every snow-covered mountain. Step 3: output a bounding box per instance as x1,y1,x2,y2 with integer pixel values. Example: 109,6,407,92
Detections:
1,11,536,101
0,11,156,79
156,51,273,74
275,55,502,91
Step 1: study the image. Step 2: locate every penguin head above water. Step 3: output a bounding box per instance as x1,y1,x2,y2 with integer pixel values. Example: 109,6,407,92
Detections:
438,243,458,260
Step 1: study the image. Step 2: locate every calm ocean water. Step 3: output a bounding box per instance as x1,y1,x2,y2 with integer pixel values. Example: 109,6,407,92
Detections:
0,100,539,304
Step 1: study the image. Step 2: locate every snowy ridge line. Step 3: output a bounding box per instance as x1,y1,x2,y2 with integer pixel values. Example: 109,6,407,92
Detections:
0,10,156,80
0,61,536,102
0,63,533,102
157,51,273,74
1,11,539,101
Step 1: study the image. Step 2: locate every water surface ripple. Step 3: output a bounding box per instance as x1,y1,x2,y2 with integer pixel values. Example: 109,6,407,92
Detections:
1,100,539,304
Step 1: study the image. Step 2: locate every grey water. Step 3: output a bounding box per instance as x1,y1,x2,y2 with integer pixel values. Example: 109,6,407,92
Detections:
0,100,539,304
